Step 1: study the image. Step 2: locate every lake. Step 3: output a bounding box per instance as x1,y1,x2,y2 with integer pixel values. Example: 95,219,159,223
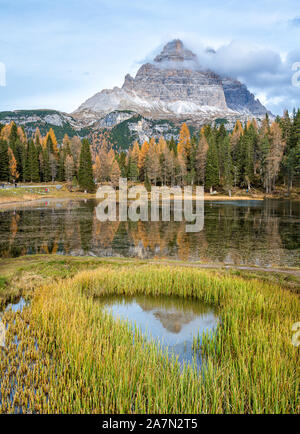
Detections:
0,198,299,267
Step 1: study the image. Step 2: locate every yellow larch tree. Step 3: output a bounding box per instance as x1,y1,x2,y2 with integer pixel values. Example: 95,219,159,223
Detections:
110,159,121,187
131,141,140,167
8,147,19,180
230,120,244,150
177,122,191,158
34,127,42,144
44,128,59,153
251,118,258,131
0,123,11,142
138,140,149,173
157,136,167,154
17,126,27,144
93,155,102,183
63,134,70,148
107,148,116,168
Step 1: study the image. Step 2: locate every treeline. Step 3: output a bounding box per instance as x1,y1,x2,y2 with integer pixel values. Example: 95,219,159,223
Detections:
0,109,300,194
118,111,300,194
0,123,95,191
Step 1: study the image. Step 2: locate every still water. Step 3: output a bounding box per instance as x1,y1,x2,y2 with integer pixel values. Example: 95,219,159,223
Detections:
100,294,218,368
0,198,299,267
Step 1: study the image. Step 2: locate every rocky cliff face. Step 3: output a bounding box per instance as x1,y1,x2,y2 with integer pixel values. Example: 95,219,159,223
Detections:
222,78,268,116
122,63,227,110
73,39,270,126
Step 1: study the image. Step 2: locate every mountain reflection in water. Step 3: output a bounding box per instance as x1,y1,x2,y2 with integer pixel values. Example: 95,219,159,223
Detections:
99,294,218,368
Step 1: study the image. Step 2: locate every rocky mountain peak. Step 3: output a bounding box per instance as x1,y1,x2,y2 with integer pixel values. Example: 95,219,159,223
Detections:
73,39,271,127
154,39,197,63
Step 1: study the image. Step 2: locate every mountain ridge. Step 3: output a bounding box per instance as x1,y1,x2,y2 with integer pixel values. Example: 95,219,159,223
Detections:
0,40,272,148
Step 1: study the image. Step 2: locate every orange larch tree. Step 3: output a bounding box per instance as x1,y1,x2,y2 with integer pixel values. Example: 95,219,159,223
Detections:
8,147,19,181
177,122,191,158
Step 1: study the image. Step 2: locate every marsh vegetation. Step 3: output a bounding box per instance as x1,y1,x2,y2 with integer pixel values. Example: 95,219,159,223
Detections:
0,261,299,413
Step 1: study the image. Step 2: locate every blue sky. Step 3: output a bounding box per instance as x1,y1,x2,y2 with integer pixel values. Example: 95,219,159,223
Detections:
0,0,300,114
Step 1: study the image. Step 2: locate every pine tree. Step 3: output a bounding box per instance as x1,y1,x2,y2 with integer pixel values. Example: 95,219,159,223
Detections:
290,109,300,148
284,143,300,194
65,155,75,182
7,122,24,180
23,143,31,182
42,149,51,182
280,110,292,143
233,134,245,187
168,136,177,155
8,122,18,147
127,141,140,181
216,125,227,185
205,135,219,190
195,133,209,185
266,122,286,192
128,157,139,181
0,140,9,181
281,110,300,192
260,135,271,193
221,136,233,192
46,135,54,154
24,140,40,182
117,152,127,177
57,151,65,182
187,135,197,184
31,141,40,182
144,174,151,192
176,152,187,186
50,154,57,181
243,129,255,190
78,139,95,192
35,135,42,181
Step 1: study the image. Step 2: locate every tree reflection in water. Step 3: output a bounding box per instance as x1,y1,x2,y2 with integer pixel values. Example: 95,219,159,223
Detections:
0,199,299,267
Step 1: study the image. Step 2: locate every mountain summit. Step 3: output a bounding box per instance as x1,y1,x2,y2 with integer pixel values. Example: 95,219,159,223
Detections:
153,39,197,63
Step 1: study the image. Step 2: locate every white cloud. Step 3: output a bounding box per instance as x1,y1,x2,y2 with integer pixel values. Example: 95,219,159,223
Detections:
181,40,300,114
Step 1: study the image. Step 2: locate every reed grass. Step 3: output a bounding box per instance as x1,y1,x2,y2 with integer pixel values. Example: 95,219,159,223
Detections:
0,264,299,413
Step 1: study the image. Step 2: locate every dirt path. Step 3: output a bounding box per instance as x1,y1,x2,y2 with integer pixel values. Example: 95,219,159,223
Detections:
148,259,300,277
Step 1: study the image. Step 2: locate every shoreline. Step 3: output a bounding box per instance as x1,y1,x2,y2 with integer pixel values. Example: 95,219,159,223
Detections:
0,191,298,208
1,182,299,207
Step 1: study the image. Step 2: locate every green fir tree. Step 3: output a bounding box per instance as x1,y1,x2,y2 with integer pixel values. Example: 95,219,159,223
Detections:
78,139,95,192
